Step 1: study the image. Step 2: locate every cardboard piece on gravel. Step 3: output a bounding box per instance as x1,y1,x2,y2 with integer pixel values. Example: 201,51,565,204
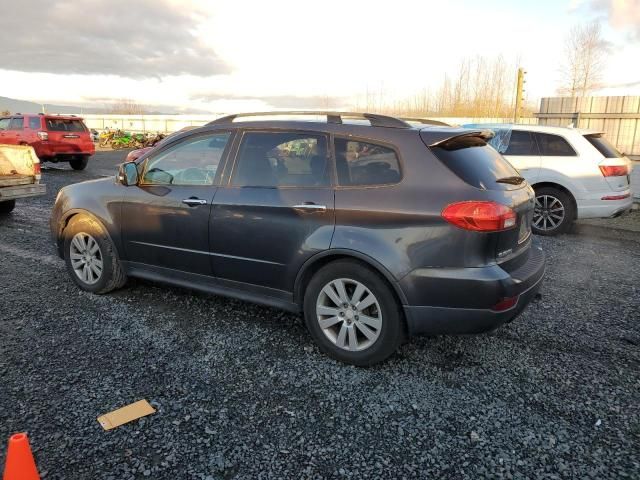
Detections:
97,399,156,431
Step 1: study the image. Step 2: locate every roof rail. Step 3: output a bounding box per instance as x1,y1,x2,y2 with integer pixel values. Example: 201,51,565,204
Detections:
400,117,451,127
207,111,411,129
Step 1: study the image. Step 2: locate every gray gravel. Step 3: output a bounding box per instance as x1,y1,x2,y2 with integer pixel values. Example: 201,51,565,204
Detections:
1,152,639,479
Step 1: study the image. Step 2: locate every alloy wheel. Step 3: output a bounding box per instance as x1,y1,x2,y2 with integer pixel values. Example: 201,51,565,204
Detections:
316,278,382,351
533,194,565,232
69,232,103,285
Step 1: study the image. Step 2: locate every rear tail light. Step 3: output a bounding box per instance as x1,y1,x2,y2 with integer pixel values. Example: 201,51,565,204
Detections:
491,296,519,312
442,201,517,232
37,131,48,141
33,162,41,182
599,165,628,177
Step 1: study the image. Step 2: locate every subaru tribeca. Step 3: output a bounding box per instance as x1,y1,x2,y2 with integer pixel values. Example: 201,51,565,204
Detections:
50,112,545,365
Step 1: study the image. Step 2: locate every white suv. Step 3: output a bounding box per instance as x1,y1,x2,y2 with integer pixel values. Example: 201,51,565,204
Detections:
466,124,633,235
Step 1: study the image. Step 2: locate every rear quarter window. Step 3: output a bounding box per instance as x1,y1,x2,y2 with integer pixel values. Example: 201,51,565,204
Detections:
28,117,42,130
45,118,87,132
430,136,522,191
534,133,576,156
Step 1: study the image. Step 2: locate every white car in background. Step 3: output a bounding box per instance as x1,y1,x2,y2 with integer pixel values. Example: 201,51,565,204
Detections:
466,124,633,235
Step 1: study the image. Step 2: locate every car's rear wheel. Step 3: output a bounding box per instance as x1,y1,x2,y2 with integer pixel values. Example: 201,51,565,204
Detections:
63,215,126,294
532,187,575,236
0,200,16,215
303,260,404,366
69,155,89,171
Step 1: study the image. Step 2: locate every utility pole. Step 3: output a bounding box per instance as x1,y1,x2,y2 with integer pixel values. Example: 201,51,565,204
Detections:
514,67,526,123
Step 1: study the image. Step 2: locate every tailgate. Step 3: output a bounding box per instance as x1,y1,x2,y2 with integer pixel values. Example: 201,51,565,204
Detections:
425,131,536,263
0,174,35,187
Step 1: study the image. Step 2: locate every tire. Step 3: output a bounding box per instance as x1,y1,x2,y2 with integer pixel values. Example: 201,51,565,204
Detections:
303,260,405,366
63,215,127,294
0,200,16,215
69,155,89,171
532,186,575,236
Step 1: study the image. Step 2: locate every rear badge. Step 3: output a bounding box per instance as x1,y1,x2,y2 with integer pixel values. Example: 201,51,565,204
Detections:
497,248,513,259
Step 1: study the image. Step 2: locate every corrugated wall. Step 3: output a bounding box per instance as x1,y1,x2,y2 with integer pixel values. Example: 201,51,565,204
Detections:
537,96,640,155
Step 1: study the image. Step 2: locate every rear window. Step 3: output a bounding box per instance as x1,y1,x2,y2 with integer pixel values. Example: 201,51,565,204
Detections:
431,136,522,190
584,134,622,158
45,118,87,132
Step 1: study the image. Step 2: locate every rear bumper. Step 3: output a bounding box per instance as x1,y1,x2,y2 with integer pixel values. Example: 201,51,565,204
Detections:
0,183,46,201
400,246,545,335
34,141,95,159
577,189,633,218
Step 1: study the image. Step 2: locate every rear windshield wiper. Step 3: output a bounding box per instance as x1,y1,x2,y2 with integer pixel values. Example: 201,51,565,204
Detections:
496,175,525,185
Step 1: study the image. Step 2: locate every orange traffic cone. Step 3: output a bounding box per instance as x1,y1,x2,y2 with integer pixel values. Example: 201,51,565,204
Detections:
3,433,40,480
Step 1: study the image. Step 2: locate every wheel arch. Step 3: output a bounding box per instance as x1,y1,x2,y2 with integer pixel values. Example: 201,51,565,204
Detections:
294,249,409,307
57,209,118,259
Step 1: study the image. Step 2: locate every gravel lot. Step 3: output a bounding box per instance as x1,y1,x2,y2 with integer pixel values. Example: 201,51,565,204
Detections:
1,152,639,479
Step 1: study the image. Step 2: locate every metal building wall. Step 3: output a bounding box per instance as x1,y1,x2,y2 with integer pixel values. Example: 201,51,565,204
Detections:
537,96,640,155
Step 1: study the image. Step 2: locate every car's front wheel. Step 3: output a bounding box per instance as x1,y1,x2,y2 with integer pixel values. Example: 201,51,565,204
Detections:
69,155,89,171
304,260,404,366
532,187,575,236
63,215,126,294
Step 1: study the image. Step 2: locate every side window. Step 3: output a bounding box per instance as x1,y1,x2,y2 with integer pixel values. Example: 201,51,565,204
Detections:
504,131,538,156
0,118,9,130
232,132,330,187
334,138,401,186
8,117,24,130
534,133,576,156
141,132,230,186
28,117,41,130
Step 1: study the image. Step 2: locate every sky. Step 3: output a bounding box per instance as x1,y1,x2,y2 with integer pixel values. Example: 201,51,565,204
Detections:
0,0,639,113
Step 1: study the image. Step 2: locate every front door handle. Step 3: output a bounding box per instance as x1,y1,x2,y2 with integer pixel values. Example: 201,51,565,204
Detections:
293,203,327,212
182,198,207,206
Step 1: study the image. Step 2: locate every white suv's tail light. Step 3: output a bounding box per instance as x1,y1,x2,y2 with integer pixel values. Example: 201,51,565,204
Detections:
37,131,48,141
599,165,628,177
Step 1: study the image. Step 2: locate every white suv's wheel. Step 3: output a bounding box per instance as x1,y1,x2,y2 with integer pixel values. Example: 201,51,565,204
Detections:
532,187,575,236
304,260,404,366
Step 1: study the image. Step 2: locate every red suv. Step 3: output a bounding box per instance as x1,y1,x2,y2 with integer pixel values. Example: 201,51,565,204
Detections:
0,114,95,170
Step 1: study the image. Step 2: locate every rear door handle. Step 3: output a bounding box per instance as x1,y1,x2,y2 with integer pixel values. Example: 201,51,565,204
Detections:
293,203,327,212
182,198,207,206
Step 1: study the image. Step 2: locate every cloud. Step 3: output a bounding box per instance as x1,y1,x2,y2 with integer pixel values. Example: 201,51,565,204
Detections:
590,0,640,40
190,92,351,109
0,0,229,78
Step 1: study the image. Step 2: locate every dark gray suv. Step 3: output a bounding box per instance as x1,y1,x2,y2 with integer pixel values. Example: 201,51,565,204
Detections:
50,112,545,365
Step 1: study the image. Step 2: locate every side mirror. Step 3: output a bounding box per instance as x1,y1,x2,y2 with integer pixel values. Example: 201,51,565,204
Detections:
118,162,139,186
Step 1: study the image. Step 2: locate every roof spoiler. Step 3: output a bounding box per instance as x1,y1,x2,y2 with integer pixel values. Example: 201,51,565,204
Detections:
420,128,495,147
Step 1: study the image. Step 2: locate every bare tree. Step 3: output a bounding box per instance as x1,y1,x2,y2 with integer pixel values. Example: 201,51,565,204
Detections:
350,54,527,118
558,22,607,97
107,99,146,115
1,110,10,116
